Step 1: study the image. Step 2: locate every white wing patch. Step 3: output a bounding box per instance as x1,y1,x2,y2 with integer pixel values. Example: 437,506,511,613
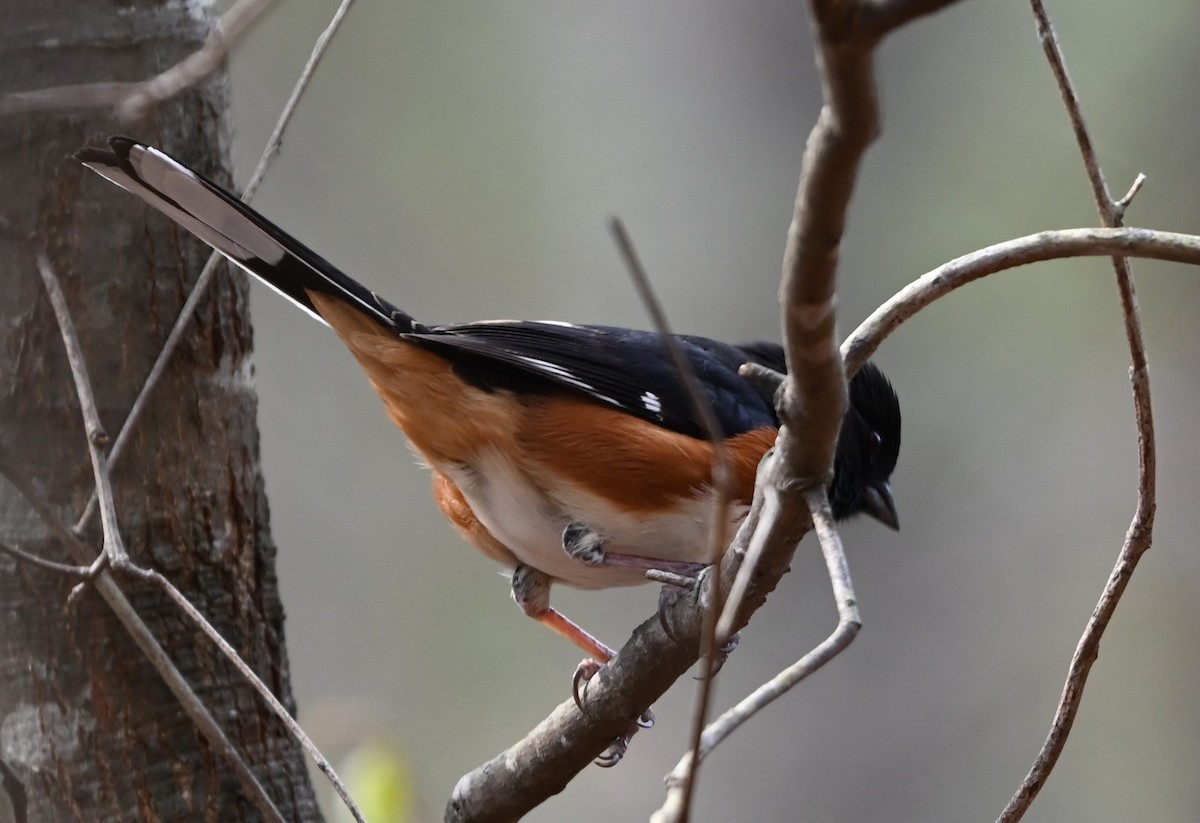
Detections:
640,391,662,413
514,355,592,391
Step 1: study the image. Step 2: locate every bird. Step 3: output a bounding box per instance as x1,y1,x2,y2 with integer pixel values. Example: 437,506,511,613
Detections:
75,136,901,679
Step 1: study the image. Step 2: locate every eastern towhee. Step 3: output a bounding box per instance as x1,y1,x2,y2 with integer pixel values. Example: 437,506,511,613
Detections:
76,137,901,680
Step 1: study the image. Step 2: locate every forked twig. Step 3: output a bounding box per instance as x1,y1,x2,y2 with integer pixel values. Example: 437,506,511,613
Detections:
33,254,369,823
995,3,1157,820
655,488,858,822
0,369,286,823
118,0,278,122
40,2,371,817
443,226,1199,822
35,255,130,571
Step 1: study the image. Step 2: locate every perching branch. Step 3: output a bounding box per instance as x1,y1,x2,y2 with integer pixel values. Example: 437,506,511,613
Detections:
717,0,957,642
655,488,858,823
449,222,1200,822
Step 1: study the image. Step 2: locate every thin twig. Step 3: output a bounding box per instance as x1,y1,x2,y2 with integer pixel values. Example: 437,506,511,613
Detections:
118,0,278,122
137,567,365,822
75,0,361,534
609,218,732,820
0,0,276,121
655,489,858,823
718,0,884,644
0,541,92,578
996,3,1157,820
0,406,286,823
35,255,131,570
244,0,360,196
737,361,786,393
0,83,135,116
840,226,1200,370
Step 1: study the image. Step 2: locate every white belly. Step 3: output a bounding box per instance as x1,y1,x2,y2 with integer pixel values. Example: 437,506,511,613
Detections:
440,448,745,590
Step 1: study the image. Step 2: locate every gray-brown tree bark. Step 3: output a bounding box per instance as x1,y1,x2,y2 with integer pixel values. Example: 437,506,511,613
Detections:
0,1,320,820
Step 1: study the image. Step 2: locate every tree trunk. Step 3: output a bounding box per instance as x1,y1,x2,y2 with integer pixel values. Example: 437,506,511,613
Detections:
0,2,320,821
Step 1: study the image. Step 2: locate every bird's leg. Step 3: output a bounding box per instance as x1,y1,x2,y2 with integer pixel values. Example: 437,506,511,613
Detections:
561,522,707,577
510,563,654,766
510,563,615,662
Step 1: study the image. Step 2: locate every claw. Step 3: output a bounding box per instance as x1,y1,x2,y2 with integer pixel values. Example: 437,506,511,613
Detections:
636,707,656,729
694,632,740,680
595,733,629,767
572,658,605,713
657,588,680,642
594,710,654,766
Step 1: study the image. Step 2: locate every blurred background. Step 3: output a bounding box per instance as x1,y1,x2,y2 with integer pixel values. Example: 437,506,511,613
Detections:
217,1,1200,819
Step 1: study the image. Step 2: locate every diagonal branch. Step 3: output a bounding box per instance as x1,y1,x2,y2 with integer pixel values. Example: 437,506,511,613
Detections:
0,395,287,823
448,222,1199,821
654,487,859,823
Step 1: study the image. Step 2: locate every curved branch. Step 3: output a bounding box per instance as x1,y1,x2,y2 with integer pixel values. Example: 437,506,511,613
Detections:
842,227,1200,370
996,2,1156,820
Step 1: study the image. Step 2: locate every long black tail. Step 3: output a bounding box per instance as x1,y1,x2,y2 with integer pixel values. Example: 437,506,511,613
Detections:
75,137,421,334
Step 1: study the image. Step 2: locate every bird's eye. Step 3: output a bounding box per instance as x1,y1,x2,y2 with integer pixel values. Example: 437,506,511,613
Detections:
870,431,882,451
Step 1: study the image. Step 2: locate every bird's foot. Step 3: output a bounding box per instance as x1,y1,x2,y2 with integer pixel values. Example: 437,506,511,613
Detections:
571,656,655,767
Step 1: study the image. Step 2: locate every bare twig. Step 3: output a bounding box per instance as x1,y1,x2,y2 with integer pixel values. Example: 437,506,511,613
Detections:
75,0,361,535
1113,173,1147,218
118,0,278,122
35,255,131,570
737,361,786,393
244,0,359,195
446,222,1199,821
655,489,858,823
71,2,367,816
996,3,1157,821
0,83,135,116
0,541,92,578
609,218,732,819
0,405,287,823
138,567,367,823
34,252,366,821
841,227,1200,369
718,0,887,642
0,0,276,121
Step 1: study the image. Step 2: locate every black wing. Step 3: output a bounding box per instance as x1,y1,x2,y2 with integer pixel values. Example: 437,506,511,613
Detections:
411,322,783,439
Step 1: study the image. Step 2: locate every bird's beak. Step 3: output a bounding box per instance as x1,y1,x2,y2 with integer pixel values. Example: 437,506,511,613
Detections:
862,482,899,531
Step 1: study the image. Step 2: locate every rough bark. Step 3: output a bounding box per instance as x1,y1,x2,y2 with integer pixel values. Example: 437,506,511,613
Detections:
0,1,320,820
